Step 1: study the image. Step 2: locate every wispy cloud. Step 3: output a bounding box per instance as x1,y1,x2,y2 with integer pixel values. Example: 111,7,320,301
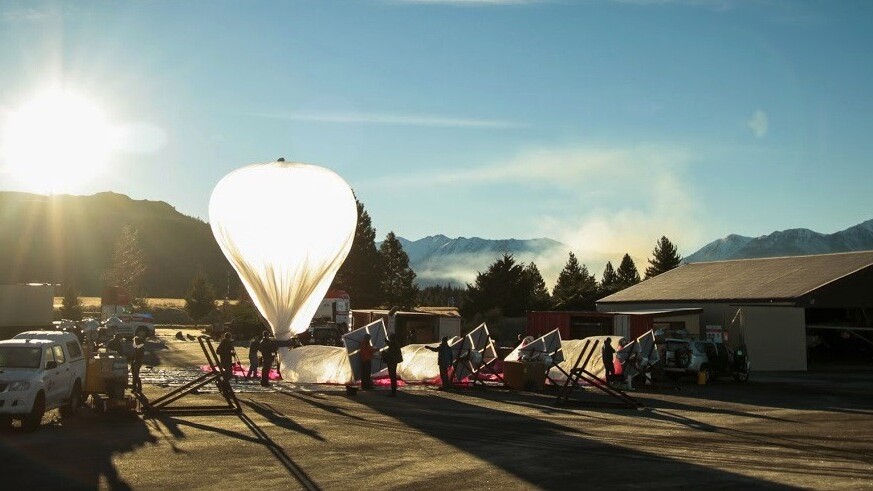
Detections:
747,109,769,138
366,144,690,187
260,111,526,129
0,6,58,22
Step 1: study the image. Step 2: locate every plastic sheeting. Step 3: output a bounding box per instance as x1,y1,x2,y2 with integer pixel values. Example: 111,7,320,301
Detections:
209,161,357,340
396,343,441,382
548,335,625,383
278,345,354,384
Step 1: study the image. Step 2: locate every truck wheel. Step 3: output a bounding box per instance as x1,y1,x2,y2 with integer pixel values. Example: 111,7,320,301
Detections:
734,369,749,383
0,415,12,432
60,381,82,418
22,392,45,433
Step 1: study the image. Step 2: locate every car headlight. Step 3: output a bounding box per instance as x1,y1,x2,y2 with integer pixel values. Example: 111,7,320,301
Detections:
8,381,31,391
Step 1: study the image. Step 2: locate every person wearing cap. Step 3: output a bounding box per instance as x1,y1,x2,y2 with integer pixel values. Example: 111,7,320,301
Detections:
258,331,277,387
130,335,146,392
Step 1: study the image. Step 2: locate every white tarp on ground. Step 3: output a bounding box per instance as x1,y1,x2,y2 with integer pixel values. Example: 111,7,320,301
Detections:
548,335,625,383
397,343,440,382
396,337,463,382
278,345,353,384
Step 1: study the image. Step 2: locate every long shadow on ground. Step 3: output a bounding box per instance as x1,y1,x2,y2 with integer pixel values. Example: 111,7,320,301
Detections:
326,389,791,490
0,411,155,490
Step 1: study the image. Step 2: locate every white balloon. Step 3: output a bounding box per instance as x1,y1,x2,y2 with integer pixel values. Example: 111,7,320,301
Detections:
209,161,357,339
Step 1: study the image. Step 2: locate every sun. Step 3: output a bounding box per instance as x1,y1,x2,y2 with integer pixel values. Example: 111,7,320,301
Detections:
1,88,117,193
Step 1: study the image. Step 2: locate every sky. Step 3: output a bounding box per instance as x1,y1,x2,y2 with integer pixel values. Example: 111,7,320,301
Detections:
1,0,872,267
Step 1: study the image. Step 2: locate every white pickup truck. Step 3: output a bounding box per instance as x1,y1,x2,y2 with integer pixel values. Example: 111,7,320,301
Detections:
0,331,86,432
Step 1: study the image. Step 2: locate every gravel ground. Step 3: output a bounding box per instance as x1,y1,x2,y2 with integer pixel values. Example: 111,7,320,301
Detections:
1,329,871,490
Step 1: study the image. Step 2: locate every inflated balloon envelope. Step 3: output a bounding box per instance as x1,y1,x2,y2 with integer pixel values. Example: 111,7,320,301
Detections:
209,160,357,358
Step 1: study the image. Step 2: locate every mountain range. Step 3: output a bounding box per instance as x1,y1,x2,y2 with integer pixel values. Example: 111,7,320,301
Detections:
393,235,571,287
683,219,873,263
2,190,871,296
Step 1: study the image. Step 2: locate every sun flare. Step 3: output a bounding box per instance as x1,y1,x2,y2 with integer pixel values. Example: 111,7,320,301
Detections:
1,88,117,193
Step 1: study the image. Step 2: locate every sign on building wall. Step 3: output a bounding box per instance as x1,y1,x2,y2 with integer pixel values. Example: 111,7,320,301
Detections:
705,324,725,343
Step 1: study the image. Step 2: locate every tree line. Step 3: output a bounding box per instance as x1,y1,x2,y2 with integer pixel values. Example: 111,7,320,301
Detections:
459,235,682,320
62,195,681,325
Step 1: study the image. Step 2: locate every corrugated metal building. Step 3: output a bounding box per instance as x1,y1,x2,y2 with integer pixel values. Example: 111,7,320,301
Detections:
596,251,873,371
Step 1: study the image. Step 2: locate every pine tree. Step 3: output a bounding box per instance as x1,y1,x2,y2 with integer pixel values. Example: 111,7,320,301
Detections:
103,225,147,300
332,198,384,308
461,254,530,318
59,283,84,321
598,261,619,299
185,270,217,326
522,262,551,311
615,253,641,289
552,252,598,310
417,284,465,307
645,236,682,279
379,231,418,310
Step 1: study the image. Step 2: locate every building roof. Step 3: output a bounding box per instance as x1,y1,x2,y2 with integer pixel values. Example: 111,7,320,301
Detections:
598,251,873,304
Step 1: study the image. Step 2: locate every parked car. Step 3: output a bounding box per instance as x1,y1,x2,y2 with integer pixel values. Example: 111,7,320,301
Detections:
661,337,733,381
0,331,86,431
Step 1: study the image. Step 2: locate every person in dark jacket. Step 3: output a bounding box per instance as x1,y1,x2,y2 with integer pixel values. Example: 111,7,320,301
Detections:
602,338,616,381
359,334,375,390
217,332,236,381
247,334,261,379
426,337,454,390
259,331,277,387
130,335,145,392
383,333,404,396
106,334,123,354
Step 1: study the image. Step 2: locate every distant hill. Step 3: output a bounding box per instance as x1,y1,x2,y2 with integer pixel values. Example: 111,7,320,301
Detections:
0,191,234,298
390,235,572,287
685,219,873,263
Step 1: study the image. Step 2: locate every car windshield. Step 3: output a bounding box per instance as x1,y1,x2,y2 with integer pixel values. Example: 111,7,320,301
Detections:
0,346,42,369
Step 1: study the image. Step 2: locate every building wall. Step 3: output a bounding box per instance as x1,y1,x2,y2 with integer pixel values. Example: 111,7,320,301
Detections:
741,306,807,371
651,313,702,337
598,301,807,371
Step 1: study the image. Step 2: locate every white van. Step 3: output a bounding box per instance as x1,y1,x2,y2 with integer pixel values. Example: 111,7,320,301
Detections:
0,331,86,431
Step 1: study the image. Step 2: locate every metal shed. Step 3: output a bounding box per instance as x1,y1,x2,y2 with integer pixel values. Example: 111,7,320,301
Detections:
597,251,873,371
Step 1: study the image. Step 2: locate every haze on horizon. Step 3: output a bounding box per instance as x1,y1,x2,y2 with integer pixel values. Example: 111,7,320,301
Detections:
1,0,872,269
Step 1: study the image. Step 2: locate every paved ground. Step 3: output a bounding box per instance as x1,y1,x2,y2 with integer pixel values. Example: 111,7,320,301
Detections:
1,328,872,490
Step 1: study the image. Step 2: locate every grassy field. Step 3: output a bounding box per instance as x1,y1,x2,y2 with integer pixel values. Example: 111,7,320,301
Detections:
53,297,188,309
